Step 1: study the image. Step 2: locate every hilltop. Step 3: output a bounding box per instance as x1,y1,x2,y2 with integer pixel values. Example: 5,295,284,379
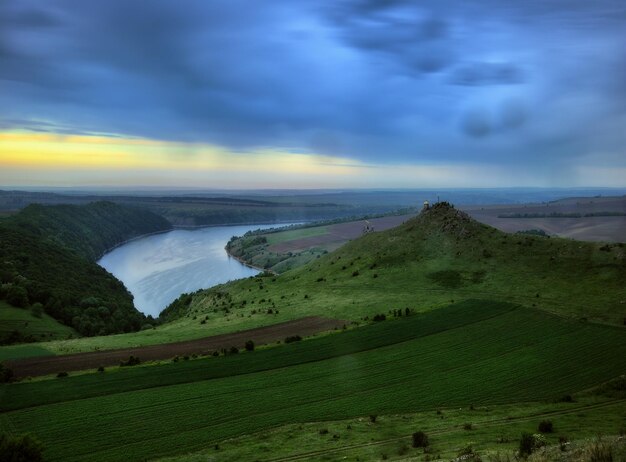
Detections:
163,202,625,330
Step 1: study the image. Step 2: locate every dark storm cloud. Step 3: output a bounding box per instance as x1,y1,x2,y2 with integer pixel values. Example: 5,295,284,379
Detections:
1,0,625,170
449,63,525,86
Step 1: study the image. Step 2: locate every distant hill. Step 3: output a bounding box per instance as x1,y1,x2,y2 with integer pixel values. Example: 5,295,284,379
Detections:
9,201,172,260
166,202,626,327
0,202,172,340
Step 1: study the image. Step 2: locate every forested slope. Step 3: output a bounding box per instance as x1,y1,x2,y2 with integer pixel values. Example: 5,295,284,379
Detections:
0,202,172,339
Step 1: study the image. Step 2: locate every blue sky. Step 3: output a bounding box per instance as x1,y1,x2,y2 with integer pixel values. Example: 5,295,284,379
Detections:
0,0,625,187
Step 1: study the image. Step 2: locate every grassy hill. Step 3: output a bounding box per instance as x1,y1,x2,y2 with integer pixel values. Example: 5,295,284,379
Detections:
0,202,172,339
164,202,625,330
1,300,624,461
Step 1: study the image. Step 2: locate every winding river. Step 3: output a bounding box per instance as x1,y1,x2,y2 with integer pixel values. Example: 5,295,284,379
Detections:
97,224,293,317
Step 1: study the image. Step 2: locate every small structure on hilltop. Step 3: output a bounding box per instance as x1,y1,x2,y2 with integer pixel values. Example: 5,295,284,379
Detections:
422,200,430,211
362,220,374,234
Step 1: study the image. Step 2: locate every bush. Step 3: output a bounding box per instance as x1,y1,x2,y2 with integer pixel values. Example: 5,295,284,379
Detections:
57,371,68,378
519,433,546,457
369,414,377,423
372,314,386,322
0,363,13,383
120,355,140,367
245,340,255,351
97,366,105,372
229,346,239,355
538,420,553,433
463,422,473,430
412,431,429,448
6,285,29,308
0,433,44,462
284,335,302,343
30,303,44,318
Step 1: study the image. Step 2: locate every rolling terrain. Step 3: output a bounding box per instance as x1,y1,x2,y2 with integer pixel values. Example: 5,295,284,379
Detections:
464,195,626,243
1,202,624,461
0,202,172,340
1,301,624,461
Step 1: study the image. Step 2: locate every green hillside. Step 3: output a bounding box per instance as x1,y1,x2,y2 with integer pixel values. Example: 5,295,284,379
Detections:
0,301,75,345
1,300,624,461
162,202,625,333
0,202,172,338
7,201,172,260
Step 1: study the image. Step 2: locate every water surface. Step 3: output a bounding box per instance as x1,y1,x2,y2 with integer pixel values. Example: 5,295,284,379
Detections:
98,224,290,317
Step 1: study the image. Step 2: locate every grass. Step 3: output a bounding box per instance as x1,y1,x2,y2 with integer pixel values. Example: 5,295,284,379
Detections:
4,203,623,357
1,300,624,461
0,301,75,347
154,398,626,461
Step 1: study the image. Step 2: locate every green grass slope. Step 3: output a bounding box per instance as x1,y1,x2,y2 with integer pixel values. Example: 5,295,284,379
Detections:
1,301,624,461
180,202,626,330
0,301,75,345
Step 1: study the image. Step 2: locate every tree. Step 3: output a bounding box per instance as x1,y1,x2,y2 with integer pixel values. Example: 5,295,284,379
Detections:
245,340,255,351
6,285,29,308
31,303,44,318
412,431,429,448
0,433,44,462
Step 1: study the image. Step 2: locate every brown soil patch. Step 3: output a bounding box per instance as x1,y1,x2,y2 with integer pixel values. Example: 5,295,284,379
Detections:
7,316,347,378
269,214,413,253
463,197,626,242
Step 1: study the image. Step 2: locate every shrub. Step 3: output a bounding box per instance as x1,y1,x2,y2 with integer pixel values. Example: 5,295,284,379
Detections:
284,335,302,343
463,422,473,430
538,420,553,433
57,371,68,378
352,270,360,277
519,433,546,457
587,438,614,461
372,314,386,322
369,414,377,423
245,340,255,351
457,444,481,461
319,428,329,435
229,346,239,355
30,303,44,318
120,355,140,367
97,366,105,372
6,285,29,308
0,363,14,383
0,433,44,462
412,431,429,448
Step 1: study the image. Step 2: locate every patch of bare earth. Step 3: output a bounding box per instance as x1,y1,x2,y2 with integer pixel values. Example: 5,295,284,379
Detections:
269,215,412,253
7,316,347,378
463,196,626,242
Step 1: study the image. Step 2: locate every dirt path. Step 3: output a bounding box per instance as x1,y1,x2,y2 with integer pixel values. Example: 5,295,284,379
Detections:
7,316,347,378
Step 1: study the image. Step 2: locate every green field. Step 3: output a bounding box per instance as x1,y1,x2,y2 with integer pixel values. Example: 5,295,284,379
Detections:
265,225,328,245
0,301,75,347
1,300,624,461
156,399,626,461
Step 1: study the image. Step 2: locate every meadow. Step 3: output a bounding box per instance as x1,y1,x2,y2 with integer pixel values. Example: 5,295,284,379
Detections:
0,301,75,346
1,300,625,461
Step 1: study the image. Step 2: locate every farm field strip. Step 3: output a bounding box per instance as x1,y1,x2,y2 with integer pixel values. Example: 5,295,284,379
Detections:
2,301,625,461
264,398,626,462
1,300,509,411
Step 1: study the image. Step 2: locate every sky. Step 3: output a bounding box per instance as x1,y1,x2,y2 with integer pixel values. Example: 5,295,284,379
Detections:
0,0,625,188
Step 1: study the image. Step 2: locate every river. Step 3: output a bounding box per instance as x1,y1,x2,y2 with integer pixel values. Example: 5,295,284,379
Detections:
97,224,293,317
